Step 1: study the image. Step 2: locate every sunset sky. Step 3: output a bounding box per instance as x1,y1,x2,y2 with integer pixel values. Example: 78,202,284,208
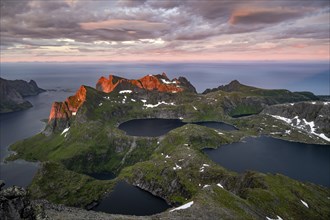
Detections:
1,0,329,62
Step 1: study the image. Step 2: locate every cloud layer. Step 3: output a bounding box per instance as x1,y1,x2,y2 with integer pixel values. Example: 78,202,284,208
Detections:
1,0,329,62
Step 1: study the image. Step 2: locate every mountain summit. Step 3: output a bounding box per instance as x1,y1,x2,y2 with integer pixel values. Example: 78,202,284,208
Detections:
47,73,196,131
96,73,196,94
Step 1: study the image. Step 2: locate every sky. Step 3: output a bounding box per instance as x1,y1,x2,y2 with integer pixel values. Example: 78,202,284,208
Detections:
0,0,329,62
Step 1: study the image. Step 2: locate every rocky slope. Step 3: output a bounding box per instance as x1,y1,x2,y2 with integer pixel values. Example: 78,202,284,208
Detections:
262,102,330,141
0,181,47,220
46,73,196,132
0,78,45,113
7,73,330,220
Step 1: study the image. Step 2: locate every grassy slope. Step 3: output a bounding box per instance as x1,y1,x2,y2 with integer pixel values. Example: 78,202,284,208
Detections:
7,85,330,219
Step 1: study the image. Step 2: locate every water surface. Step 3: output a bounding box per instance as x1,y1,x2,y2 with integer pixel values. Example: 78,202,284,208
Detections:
203,136,330,187
86,172,116,180
118,119,237,137
0,91,71,188
92,181,171,215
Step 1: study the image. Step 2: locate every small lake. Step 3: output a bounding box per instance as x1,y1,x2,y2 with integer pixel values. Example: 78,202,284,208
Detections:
203,136,330,187
86,172,116,180
92,181,171,215
118,118,237,137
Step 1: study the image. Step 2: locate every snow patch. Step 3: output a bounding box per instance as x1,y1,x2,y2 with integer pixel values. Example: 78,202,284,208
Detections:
324,102,330,105
144,101,175,108
301,200,309,208
169,201,194,212
217,183,224,189
269,114,330,142
203,164,210,167
141,99,147,103
173,163,182,171
98,103,103,106
193,106,197,110
161,79,176,84
266,216,283,220
119,90,132,94
165,155,171,159
131,99,136,102
203,185,210,189
72,112,76,116
61,127,70,136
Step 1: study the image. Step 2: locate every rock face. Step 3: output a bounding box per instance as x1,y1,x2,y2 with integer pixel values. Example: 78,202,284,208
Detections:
48,73,196,132
47,86,87,132
262,101,330,136
0,78,45,113
96,73,196,94
0,181,46,220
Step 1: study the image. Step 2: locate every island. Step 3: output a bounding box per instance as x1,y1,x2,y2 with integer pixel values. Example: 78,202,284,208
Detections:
0,78,45,113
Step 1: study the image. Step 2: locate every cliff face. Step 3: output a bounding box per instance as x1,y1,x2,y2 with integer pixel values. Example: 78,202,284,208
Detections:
0,78,45,113
47,86,87,132
48,73,196,132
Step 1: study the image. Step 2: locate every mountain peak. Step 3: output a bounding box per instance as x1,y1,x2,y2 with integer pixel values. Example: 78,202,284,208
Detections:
96,74,195,94
229,80,241,85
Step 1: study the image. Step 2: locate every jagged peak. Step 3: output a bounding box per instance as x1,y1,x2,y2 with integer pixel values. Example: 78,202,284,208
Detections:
228,80,241,86
96,73,188,94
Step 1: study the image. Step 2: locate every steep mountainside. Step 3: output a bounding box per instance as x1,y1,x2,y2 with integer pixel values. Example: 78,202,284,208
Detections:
7,73,330,220
0,78,45,113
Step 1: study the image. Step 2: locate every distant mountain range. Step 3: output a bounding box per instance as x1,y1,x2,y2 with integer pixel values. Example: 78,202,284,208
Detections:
0,78,45,113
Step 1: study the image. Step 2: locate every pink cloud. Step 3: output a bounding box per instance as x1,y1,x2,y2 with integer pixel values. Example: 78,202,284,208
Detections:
80,19,169,32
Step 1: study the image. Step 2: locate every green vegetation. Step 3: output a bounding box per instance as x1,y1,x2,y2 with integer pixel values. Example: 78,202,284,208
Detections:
29,161,115,207
7,80,330,219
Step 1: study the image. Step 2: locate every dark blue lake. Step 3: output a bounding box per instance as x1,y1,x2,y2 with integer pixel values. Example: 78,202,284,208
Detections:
118,119,237,137
92,181,171,215
203,136,330,187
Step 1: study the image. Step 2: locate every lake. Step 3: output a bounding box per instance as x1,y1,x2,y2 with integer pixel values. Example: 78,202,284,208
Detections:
203,136,330,187
118,119,237,137
92,181,171,215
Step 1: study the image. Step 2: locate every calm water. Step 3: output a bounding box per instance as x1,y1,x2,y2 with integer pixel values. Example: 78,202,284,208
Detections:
118,119,237,137
86,172,116,180
203,136,330,187
92,181,171,215
118,119,185,137
1,62,329,94
0,91,71,188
